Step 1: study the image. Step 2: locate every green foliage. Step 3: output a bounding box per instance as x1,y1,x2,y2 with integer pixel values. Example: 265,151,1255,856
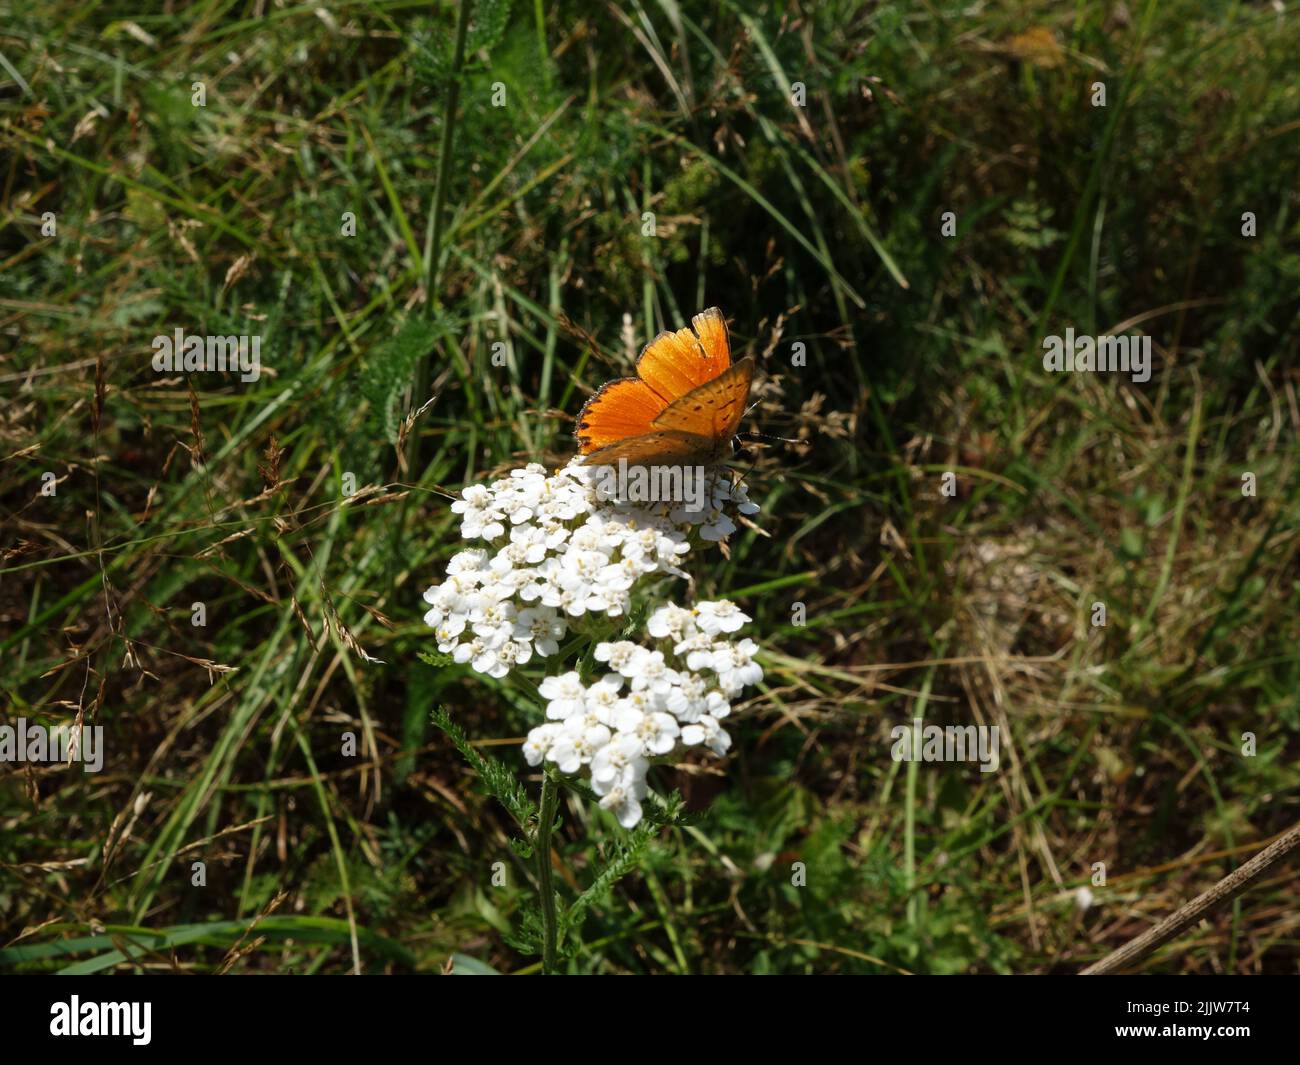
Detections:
359,318,439,445
412,0,512,85
466,0,513,57
1002,192,1063,252
563,822,657,948
502,902,546,957
430,706,536,830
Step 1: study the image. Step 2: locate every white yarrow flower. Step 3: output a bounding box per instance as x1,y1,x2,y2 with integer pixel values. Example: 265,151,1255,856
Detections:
539,671,586,719
424,460,765,827
695,599,750,635
681,714,732,755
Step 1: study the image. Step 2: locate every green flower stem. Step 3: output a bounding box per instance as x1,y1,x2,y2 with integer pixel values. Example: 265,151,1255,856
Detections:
536,768,560,974
409,0,471,474
425,0,470,313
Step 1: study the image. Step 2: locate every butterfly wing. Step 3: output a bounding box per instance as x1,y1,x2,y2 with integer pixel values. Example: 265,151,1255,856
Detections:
650,356,754,450
635,307,732,403
580,430,719,468
688,307,731,374
576,377,669,454
576,308,742,463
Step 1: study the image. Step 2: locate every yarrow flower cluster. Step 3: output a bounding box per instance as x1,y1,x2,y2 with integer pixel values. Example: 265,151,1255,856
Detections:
424,459,764,828
522,602,762,827
422,461,758,679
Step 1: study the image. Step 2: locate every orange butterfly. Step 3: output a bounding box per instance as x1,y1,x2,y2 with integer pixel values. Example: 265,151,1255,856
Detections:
576,307,754,467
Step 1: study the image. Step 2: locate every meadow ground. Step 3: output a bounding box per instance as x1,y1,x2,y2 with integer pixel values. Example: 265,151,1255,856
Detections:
1,0,1298,974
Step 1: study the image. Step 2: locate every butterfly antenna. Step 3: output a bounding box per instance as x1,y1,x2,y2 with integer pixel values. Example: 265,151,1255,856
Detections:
739,429,804,446
729,452,762,486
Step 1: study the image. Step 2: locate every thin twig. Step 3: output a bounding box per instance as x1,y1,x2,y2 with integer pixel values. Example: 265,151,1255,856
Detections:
1080,819,1300,974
